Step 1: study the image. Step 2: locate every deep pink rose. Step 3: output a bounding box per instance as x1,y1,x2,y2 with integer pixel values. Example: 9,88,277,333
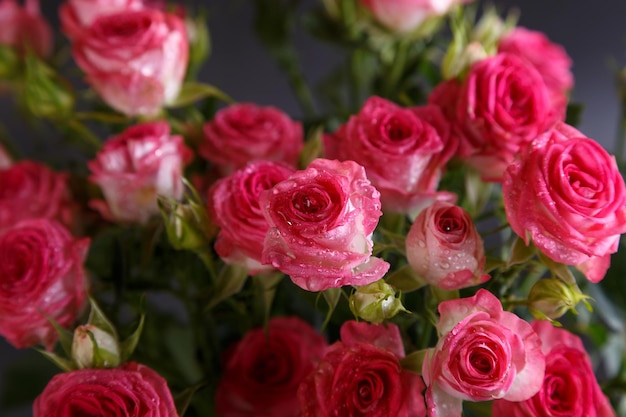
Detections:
208,161,294,273
359,0,473,33
72,9,188,116
493,320,616,417
457,53,560,181
0,0,52,58
299,321,426,417
260,158,390,292
324,96,456,214
199,103,304,175
59,0,144,39
0,161,73,233
0,219,89,350
406,201,489,290
422,289,545,417
503,122,626,283
216,317,327,417
88,121,191,224
33,362,177,417
428,79,468,158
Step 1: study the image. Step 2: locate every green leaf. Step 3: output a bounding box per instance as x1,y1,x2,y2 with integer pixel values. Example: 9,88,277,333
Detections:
565,102,584,127
321,287,342,331
44,314,74,357
168,82,233,108
537,252,576,284
507,237,536,267
36,349,76,372
87,298,118,339
120,312,145,363
253,273,284,326
484,257,506,274
207,265,249,310
174,382,209,417
463,167,493,216
430,286,460,304
299,125,324,169
385,264,427,293
400,348,430,374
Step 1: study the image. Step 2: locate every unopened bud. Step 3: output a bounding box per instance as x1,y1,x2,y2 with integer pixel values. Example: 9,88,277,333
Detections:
72,324,120,369
159,196,215,251
528,278,592,321
349,280,407,324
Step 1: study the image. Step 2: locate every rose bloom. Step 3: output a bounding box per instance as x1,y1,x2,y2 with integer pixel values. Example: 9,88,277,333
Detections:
208,161,294,274
503,122,626,283
0,161,72,232
199,103,304,175
456,53,560,181
493,320,616,417
88,121,191,225
59,0,144,39
428,78,470,158
72,8,188,117
359,0,473,33
33,362,177,417
299,320,426,417
260,158,390,292
0,219,89,350
216,317,327,417
0,0,52,58
324,96,456,214
422,289,545,417
406,201,489,290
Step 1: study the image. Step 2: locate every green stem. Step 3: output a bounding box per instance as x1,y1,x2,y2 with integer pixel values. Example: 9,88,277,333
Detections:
273,46,317,118
382,40,410,98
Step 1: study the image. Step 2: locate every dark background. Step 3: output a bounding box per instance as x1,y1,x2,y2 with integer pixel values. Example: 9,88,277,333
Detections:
2,0,626,415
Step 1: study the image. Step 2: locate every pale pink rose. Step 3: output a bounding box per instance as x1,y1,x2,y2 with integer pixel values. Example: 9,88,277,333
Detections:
33,362,177,417
88,121,191,225
0,161,73,233
406,201,489,290
208,161,294,274
59,0,144,39
422,289,545,417
324,96,456,214
299,321,426,417
260,158,390,292
0,0,52,58
199,103,304,175
493,320,616,417
216,317,327,417
360,0,473,33
0,143,11,168
0,219,89,350
503,123,626,283
72,9,188,117
457,53,560,181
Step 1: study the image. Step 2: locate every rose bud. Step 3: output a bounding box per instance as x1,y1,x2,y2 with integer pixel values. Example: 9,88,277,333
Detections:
0,0,53,58
72,324,121,369
503,123,626,283
260,158,390,292
59,0,144,39
72,8,188,117
406,201,490,290
349,280,407,324
88,121,191,225
527,278,592,321
159,196,215,251
493,320,616,417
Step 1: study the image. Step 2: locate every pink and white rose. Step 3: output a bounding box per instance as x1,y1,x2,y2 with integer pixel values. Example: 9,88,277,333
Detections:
216,317,327,417
199,103,304,175
324,96,456,214
0,219,89,350
88,121,191,225
406,201,489,290
0,0,52,58
260,158,389,292
493,320,616,417
299,321,426,417
72,9,188,117
208,161,294,274
503,122,626,283
422,289,545,417
59,0,144,39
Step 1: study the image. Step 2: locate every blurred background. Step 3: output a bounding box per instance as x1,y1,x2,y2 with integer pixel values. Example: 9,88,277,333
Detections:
2,0,626,415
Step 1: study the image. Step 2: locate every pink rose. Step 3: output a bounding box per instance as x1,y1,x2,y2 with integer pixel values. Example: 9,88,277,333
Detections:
260,158,390,292
428,79,469,158
199,103,304,175
493,320,616,417
0,0,52,58
457,53,560,181
359,0,473,33
59,0,144,39
422,289,545,417
0,161,73,232
406,201,489,290
503,123,626,283
33,362,177,417
0,219,89,350
88,121,191,224
216,317,327,417
72,9,188,116
208,161,294,273
299,321,426,417
324,96,456,214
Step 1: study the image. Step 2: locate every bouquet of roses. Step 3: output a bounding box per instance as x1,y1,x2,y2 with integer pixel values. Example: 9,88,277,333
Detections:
1,0,626,416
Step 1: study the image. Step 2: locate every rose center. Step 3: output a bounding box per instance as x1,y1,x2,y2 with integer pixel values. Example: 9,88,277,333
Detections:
383,115,414,142
469,349,495,374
